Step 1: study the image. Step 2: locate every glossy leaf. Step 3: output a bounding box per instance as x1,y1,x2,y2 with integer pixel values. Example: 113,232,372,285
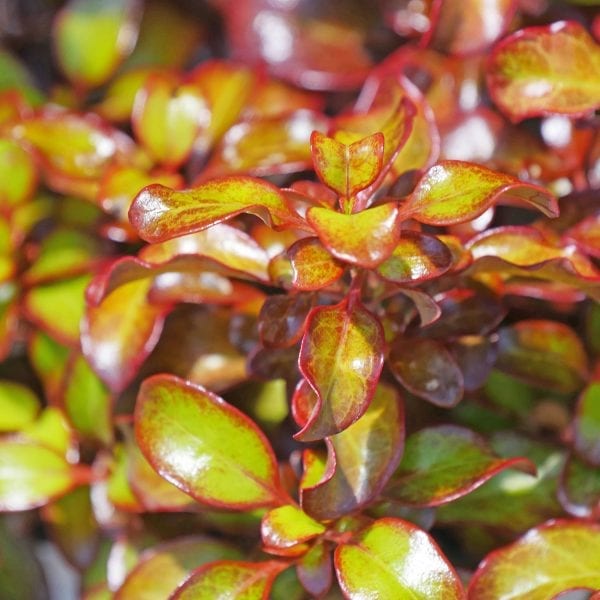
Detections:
296,541,332,599
261,504,325,551
469,520,600,598
301,383,404,520
404,161,558,225
54,0,141,88
135,374,284,509
0,380,40,431
297,298,384,440
376,230,452,284
129,176,301,243
385,425,535,506
288,237,345,291
488,21,600,121
495,320,589,393
115,536,241,600
0,441,82,510
307,202,400,268
573,382,600,466
81,277,168,393
388,337,464,407
0,138,37,208
171,560,287,600
335,518,464,599
311,131,384,200
258,294,313,349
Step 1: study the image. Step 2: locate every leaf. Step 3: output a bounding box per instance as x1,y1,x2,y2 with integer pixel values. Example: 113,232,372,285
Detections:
385,425,535,506
28,332,70,404
261,505,325,552
53,0,141,88
20,407,74,457
558,454,600,519
307,203,401,268
311,131,384,200
573,382,600,466
376,231,452,284
134,374,284,509
0,441,83,510
0,138,37,208
301,383,404,520
495,320,589,393
81,277,168,393
404,161,558,226
258,294,313,349
115,536,241,600
296,541,332,599
0,380,40,431
129,176,302,244
288,237,345,291
170,560,287,600
487,21,600,122
468,520,600,598
388,337,464,407
296,298,384,440
335,518,464,599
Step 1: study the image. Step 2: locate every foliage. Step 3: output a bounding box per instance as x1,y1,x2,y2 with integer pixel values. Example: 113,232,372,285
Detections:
0,0,598,598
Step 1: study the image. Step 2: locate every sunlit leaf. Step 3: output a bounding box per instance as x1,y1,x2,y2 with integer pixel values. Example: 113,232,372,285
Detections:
130,176,302,243
403,161,558,226
335,518,464,599
573,382,600,466
261,504,325,552
0,138,37,209
468,520,600,598
385,425,535,506
297,298,384,440
488,21,600,121
135,374,284,509
288,237,345,291
301,383,404,520
19,407,74,457
0,380,40,431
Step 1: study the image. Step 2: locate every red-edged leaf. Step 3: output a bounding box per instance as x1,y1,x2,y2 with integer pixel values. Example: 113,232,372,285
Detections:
558,454,600,519
296,541,332,599
301,382,404,520
385,425,535,507
129,176,302,244
170,560,287,599
565,212,600,259
134,374,284,509
115,536,241,600
397,288,442,327
488,21,600,122
311,131,384,200
306,202,400,268
376,230,452,284
573,382,600,466
404,161,558,226
288,237,345,291
296,298,384,440
335,518,464,599
258,294,313,349
469,520,600,598
495,320,589,393
388,337,463,407
261,505,325,552
81,277,169,393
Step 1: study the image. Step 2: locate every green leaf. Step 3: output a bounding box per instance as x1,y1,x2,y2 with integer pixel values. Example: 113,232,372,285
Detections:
306,202,400,268
388,337,464,407
261,505,325,552
335,518,464,599
129,176,302,243
301,383,404,520
20,407,74,457
385,425,535,506
135,374,284,509
0,441,82,510
558,455,600,518
487,20,600,121
28,332,70,403
469,520,600,598
311,131,384,200
288,237,345,291
495,320,589,393
54,0,141,88
0,139,37,208
573,382,600,466
0,380,40,431
115,536,242,600
404,161,558,226
171,560,287,599
297,298,384,440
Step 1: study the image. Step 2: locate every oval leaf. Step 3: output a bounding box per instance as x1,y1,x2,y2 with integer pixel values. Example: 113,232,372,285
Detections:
134,374,283,509
404,161,558,226
573,382,600,466
385,425,535,507
297,298,384,440
0,380,40,431
261,505,325,552
288,237,345,291
335,518,464,599
469,520,600,598
488,21,600,121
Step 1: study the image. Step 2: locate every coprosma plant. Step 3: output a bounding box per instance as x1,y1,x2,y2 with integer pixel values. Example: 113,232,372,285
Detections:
0,0,598,598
